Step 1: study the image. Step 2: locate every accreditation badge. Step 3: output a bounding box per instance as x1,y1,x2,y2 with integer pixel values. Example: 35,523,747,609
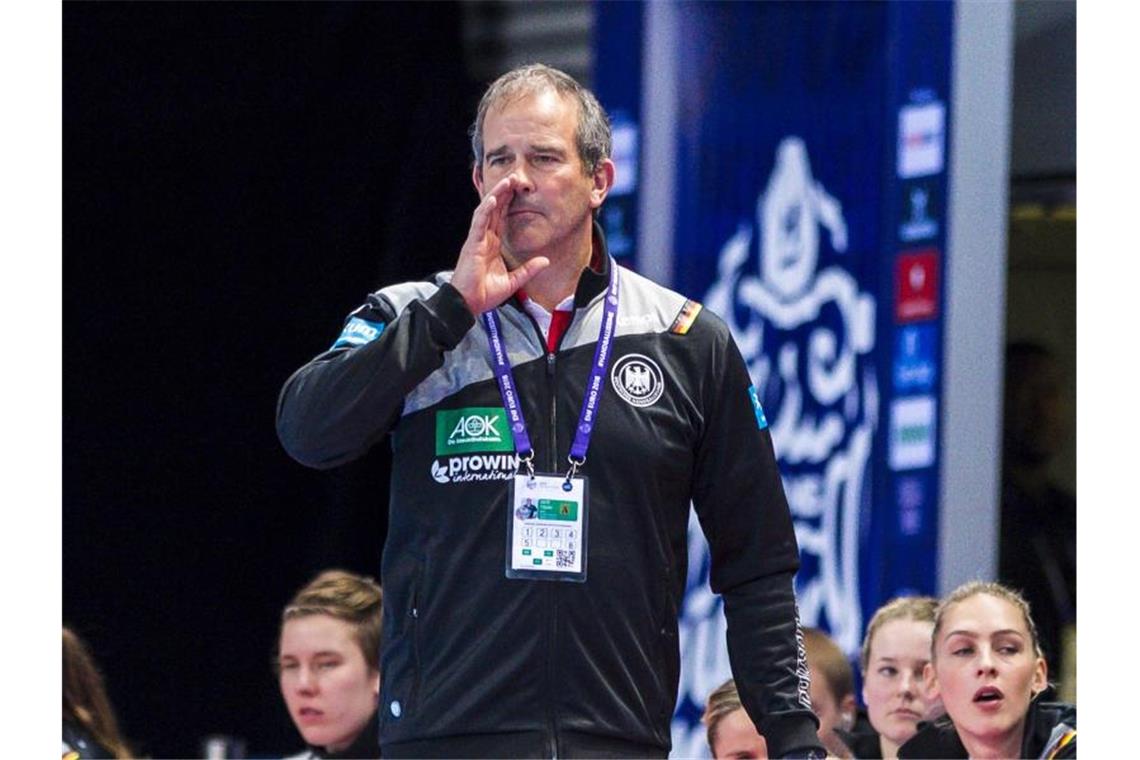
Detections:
505,473,588,582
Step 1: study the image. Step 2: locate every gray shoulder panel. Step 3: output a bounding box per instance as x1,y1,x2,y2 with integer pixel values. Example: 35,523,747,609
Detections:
402,295,544,417
374,271,454,316
400,266,694,416
560,265,692,351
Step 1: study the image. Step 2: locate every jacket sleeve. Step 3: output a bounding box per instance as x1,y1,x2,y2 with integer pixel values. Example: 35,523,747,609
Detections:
276,281,475,469
690,323,823,759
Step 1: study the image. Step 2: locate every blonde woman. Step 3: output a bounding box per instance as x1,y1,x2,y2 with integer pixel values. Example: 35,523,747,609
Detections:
839,597,941,758
898,582,1075,759
703,679,768,759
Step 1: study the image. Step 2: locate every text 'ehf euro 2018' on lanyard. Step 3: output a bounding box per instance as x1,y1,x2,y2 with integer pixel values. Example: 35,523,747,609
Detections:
480,259,619,488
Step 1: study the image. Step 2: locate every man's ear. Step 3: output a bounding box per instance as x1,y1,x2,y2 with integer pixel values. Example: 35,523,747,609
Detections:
589,158,616,209
472,162,485,197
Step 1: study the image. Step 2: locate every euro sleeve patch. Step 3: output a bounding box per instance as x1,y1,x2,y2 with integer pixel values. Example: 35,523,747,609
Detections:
669,299,703,335
331,316,386,349
748,385,769,430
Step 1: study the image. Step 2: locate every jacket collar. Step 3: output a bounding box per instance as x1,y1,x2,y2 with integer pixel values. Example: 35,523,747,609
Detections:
306,714,380,759
898,697,1077,759
833,726,883,758
1022,698,1077,758
574,219,612,307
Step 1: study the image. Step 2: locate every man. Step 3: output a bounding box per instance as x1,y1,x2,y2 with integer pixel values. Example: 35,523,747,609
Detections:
277,64,822,758
999,342,1076,681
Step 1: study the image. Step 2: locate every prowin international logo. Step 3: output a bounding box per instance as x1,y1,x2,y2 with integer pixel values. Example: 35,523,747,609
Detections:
430,453,519,484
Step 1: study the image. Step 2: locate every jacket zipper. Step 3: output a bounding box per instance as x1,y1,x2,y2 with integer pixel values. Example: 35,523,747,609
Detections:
545,348,559,758
516,304,562,757
546,352,558,470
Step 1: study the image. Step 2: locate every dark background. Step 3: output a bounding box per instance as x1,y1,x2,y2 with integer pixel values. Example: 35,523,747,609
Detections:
64,4,480,756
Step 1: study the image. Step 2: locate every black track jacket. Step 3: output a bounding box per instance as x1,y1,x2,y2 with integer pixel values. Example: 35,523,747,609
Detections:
277,227,822,758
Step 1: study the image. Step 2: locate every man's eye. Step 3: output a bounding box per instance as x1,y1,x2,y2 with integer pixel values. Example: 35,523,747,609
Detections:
952,647,972,656
280,662,298,671
878,666,897,677
316,660,339,670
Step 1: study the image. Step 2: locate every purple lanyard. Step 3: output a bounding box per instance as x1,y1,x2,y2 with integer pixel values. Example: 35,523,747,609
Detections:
480,260,619,478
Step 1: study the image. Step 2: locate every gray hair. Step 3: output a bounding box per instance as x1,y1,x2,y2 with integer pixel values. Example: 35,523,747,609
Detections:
470,63,612,176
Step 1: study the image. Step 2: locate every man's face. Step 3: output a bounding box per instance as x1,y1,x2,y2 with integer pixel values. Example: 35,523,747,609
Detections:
473,89,612,266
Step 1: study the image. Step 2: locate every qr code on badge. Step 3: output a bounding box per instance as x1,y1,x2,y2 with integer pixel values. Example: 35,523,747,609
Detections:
556,550,576,568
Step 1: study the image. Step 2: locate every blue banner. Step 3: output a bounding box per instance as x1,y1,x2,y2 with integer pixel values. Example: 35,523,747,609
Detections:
596,3,954,756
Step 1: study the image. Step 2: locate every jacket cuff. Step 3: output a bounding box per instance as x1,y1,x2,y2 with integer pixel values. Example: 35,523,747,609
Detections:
762,715,826,759
425,283,477,349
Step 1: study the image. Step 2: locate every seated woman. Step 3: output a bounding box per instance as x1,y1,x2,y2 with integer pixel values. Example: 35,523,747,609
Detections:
278,570,383,759
838,596,941,758
899,581,1076,759
63,627,133,760
702,678,768,759
803,628,858,757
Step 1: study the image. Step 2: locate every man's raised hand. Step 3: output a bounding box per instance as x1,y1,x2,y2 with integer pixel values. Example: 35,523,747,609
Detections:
451,175,550,316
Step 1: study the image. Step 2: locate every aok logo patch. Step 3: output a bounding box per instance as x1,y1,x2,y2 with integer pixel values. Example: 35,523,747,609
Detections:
435,407,516,455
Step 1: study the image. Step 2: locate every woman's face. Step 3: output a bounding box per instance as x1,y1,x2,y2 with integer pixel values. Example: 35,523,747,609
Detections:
927,594,1046,753
279,615,380,753
862,618,940,747
712,707,769,759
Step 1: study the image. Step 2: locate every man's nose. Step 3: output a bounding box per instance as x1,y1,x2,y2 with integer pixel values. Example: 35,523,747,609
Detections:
513,167,535,193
